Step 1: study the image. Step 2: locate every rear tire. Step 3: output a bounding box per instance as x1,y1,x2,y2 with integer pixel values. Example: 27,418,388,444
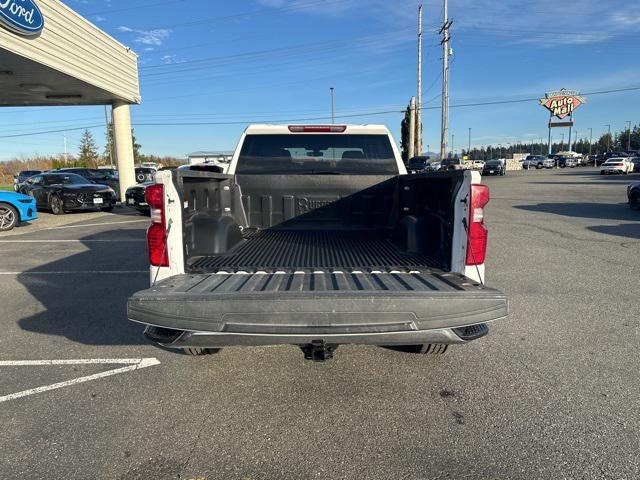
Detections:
49,195,65,215
0,203,18,231
386,344,449,355
630,194,640,211
183,347,221,356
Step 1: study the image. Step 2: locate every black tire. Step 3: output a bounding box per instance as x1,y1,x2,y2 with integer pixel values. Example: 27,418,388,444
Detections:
0,203,18,231
600,171,605,175
630,194,640,211
183,347,221,356
49,195,65,215
101,206,114,213
385,344,449,355
537,164,543,169
136,173,146,183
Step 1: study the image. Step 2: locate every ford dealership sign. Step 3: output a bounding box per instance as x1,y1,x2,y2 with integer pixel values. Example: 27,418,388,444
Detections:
0,0,44,36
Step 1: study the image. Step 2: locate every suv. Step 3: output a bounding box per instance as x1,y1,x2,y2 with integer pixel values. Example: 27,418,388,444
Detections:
406,156,431,173
13,170,42,190
521,155,545,169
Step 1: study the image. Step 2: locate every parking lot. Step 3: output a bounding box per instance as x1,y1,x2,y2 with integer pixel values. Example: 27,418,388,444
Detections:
1,167,638,479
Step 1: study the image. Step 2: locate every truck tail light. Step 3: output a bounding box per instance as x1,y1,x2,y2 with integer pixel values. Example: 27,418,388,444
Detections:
145,184,169,267
466,184,490,266
288,125,347,133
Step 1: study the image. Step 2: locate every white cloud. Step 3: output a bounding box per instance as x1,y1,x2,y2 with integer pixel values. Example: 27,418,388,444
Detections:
94,15,106,23
117,26,171,47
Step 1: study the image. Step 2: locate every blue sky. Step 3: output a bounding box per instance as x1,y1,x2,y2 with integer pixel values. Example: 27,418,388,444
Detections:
2,0,640,161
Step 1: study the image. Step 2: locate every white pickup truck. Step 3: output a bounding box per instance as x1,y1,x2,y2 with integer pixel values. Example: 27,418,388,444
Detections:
128,125,507,361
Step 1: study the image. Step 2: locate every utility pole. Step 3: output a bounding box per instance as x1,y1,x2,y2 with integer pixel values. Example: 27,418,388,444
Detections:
408,97,416,160
605,124,611,152
416,4,423,156
626,120,632,152
63,135,68,164
439,0,452,161
468,127,471,158
330,87,335,124
588,128,593,156
560,133,565,151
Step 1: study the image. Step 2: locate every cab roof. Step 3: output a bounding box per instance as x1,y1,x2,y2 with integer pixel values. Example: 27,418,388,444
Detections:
244,124,391,135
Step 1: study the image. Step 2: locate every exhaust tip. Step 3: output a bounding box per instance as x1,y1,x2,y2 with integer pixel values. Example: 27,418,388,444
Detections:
144,325,184,345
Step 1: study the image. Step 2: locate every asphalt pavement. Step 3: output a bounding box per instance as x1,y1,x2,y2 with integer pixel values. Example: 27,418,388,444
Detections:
0,168,638,480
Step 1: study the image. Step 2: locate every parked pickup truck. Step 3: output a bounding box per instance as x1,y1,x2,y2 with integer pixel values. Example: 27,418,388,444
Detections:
128,125,508,361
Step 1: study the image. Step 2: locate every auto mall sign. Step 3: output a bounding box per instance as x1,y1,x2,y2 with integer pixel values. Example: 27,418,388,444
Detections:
0,0,44,36
539,89,587,119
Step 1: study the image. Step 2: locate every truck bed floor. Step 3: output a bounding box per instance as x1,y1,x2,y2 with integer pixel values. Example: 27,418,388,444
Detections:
188,229,445,273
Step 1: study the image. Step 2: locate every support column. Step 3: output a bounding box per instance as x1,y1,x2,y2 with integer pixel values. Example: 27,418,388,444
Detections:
112,101,136,202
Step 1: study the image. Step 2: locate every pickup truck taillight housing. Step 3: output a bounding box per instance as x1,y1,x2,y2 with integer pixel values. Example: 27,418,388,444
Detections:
466,184,490,266
145,184,169,267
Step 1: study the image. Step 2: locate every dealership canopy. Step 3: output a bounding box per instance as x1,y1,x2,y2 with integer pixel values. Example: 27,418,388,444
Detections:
0,0,141,199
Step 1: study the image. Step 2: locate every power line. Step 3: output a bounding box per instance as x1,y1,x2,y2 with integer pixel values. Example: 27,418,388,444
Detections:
2,85,640,139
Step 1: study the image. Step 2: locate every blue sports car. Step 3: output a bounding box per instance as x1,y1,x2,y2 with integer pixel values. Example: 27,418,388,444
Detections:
0,191,38,231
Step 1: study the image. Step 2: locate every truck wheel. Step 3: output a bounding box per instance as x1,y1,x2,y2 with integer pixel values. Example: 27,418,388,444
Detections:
386,344,449,355
183,347,221,356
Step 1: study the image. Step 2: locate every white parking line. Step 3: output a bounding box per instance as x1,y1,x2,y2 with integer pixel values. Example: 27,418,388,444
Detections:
45,219,149,230
0,270,148,275
0,358,160,403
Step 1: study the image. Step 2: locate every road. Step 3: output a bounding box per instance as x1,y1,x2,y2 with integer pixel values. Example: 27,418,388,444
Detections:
1,168,638,480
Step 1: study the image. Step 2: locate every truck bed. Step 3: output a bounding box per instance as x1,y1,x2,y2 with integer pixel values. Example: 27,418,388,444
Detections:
187,229,444,273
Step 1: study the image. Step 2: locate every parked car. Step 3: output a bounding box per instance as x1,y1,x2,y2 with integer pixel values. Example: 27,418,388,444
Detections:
18,173,116,214
427,161,442,171
600,158,634,175
543,157,556,168
471,160,485,170
135,167,156,183
521,155,545,169
482,159,505,176
407,156,431,173
557,156,578,168
51,167,120,198
604,151,629,160
13,170,42,191
440,158,465,171
128,124,507,360
628,183,640,210
0,190,37,231
630,157,640,173
125,181,153,215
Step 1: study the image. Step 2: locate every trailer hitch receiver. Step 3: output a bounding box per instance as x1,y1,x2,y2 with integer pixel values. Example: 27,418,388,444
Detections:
301,340,337,362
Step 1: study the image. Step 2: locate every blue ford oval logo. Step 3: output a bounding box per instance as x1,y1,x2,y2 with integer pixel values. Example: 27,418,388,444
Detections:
0,0,44,36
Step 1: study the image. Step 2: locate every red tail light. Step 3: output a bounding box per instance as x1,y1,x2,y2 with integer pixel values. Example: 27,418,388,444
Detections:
288,125,347,133
145,184,169,267
466,184,490,266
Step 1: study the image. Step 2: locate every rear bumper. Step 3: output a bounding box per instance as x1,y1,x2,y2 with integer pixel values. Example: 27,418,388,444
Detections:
143,323,490,348
128,272,508,348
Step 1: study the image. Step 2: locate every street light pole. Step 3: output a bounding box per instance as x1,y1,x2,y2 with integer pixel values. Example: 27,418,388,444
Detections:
468,127,471,159
588,127,593,157
330,87,335,124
